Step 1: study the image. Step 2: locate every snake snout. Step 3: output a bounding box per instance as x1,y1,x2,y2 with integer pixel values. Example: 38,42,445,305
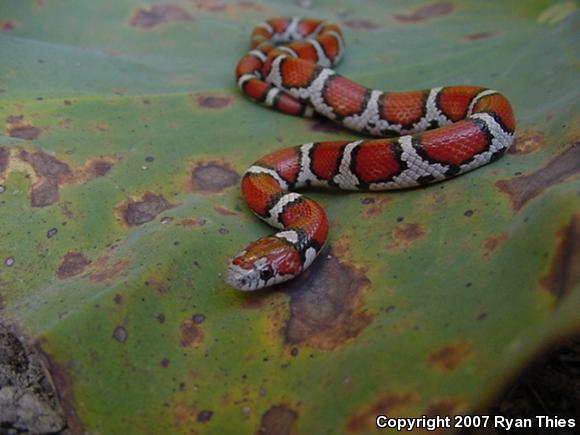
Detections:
224,261,258,291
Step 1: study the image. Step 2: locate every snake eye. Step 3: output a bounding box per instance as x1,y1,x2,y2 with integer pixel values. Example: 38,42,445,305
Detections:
259,266,273,281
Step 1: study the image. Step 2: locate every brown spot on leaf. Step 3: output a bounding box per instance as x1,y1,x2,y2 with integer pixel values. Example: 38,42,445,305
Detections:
60,202,74,220
389,223,426,248
6,115,23,124
362,196,392,218
341,18,381,29
146,277,171,294
179,320,204,348
192,313,206,324
482,233,508,256
280,247,372,351
129,4,193,29
19,150,72,207
192,93,233,109
1,19,17,31
346,393,417,432
428,341,471,371
508,131,546,155
93,122,110,133
71,157,116,183
463,32,498,42
190,161,240,193
214,204,239,216
88,255,131,283
173,402,198,425
114,294,123,305
197,410,213,422
9,149,115,206
541,215,580,300
112,326,128,343
8,124,42,140
118,192,174,226
497,143,579,211
463,31,497,41
257,404,298,435
0,147,8,175
241,294,267,310
19,150,71,179
90,159,113,177
160,357,170,368
394,2,454,23
179,217,206,227
57,252,91,279
331,236,352,259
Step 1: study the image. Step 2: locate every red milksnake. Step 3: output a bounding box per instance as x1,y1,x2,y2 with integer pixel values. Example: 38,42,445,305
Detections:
225,17,515,291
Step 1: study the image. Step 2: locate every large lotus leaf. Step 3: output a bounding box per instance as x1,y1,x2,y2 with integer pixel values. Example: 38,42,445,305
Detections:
0,0,579,433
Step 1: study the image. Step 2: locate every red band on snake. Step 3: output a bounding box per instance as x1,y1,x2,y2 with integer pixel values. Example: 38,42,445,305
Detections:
226,17,515,291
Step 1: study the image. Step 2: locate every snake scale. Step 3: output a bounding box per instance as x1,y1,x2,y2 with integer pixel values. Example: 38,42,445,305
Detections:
224,17,515,291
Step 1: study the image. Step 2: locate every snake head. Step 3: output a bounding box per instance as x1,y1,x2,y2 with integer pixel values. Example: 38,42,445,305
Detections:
224,236,301,291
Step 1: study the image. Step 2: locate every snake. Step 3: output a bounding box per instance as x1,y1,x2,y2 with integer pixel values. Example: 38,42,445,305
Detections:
224,17,515,291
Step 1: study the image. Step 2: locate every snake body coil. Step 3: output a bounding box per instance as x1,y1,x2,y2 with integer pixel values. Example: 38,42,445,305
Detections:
225,17,515,291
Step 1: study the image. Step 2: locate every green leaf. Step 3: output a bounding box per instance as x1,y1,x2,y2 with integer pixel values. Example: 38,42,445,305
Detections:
1,0,578,433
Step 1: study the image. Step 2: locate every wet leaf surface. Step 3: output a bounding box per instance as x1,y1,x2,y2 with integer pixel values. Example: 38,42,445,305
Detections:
0,0,579,433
